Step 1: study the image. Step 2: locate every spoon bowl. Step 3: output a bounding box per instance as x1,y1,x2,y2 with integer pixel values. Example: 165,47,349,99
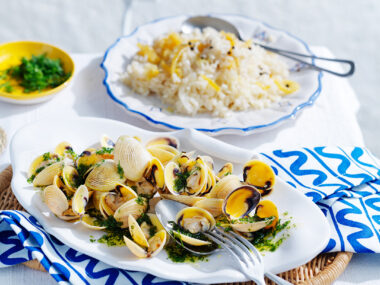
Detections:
181,16,355,77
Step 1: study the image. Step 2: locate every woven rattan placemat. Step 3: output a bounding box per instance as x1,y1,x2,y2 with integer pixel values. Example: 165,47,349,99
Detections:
0,165,352,284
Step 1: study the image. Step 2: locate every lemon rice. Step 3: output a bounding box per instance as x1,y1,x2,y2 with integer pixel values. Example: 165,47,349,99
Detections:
122,28,299,117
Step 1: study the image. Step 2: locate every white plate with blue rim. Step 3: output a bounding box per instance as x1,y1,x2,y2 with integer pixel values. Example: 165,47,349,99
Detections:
101,14,322,136
11,117,329,284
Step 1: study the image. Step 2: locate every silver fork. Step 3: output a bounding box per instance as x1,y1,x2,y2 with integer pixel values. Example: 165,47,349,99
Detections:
204,227,292,285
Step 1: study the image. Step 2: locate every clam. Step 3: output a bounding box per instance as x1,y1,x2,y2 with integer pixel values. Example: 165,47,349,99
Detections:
207,174,242,199
53,174,70,194
164,157,208,196
33,162,64,187
62,165,79,192
217,162,233,178
28,153,59,178
72,185,89,216
76,148,104,169
174,207,215,246
200,155,214,170
80,214,106,230
160,194,223,217
99,184,138,217
113,136,151,181
136,158,165,197
91,191,103,210
146,136,179,149
85,160,124,191
129,214,149,248
223,185,261,220
160,193,204,206
193,198,224,217
199,165,216,195
100,134,115,148
43,184,69,217
255,200,279,229
54,141,74,158
146,145,179,165
113,197,148,228
124,229,167,258
176,207,215,234
243,160,275,196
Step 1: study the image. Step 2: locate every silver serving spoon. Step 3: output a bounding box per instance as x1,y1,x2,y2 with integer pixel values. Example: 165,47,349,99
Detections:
182,16,355,77
155,199,292,285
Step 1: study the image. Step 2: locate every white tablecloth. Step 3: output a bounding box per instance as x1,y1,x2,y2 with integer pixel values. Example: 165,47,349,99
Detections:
0,50,379,284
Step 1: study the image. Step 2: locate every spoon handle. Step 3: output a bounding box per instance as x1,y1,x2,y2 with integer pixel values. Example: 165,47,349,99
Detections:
259,44,355,77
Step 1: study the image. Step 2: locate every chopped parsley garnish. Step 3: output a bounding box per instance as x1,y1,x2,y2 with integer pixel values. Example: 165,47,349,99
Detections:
173,166,201,192
169,221,209,242
224,172,232,176
76,163,91,185
131,185,138,192
136,213,152,225
5,54,71,93
117,162,124,179
27,175,35,184
89,235,96,243
42,152,51,161
165,240,209,263
250,218,292,252
96,147,114,155
94,215,131,247
65,148,77,159
174,170,190,192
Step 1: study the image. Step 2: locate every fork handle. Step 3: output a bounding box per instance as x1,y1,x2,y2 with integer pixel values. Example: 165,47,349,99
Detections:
265,272,293,285
259,44,355,77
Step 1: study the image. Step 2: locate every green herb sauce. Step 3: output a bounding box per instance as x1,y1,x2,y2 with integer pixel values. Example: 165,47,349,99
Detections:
4,54,71,93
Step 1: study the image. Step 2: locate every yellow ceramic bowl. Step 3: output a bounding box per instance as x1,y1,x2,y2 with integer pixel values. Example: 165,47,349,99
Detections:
0,41,74,104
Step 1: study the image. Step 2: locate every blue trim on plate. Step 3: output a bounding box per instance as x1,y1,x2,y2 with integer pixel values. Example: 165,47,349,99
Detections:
101,13,323,133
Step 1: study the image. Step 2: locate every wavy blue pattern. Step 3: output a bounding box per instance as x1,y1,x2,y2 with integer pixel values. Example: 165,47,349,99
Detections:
1,146,380,283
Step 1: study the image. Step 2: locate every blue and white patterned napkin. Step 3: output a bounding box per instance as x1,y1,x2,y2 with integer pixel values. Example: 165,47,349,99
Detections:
1,146,380,284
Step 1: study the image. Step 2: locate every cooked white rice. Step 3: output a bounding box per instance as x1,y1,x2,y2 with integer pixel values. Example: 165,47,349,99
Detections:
122,28,298,117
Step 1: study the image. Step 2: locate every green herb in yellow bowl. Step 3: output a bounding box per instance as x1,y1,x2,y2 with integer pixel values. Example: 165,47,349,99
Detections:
0,41,74,104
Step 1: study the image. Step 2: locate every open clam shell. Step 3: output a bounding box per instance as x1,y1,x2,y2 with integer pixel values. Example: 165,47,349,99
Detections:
146,145,179,165
164,157,208,196
62,165,79,192
223,185,261,220
80,214,106,230
124,229,167,258
128,214,149,248
43,184,69,217
101,134,115,148
54,141,74,157
217,162,233,178
243,160,275,196
176,207,215,234
207,174,242,199
256,200,279,229
72,185,89,216
33,162,64,187
114,197,148,228
146,136,179,149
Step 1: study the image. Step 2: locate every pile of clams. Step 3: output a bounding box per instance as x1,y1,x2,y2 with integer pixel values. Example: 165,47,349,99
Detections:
28,134,279,259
